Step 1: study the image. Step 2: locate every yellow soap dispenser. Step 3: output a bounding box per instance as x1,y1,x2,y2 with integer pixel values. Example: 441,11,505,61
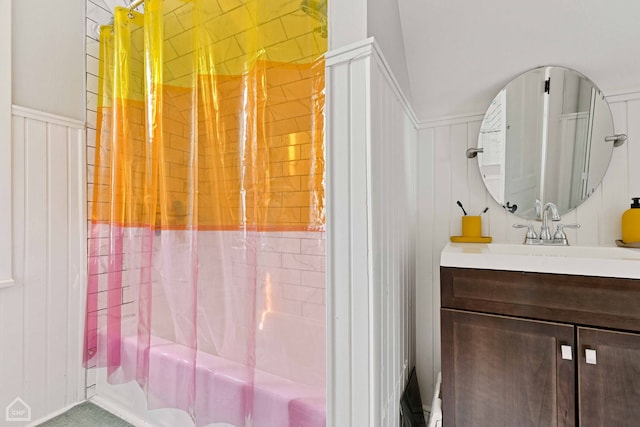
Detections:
622,197,640,244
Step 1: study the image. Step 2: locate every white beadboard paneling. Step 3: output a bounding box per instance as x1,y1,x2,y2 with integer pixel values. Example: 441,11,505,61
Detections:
326,57,354,426
67,127,88,404
369,67,382,419
434,126,452,251
327,39,417,427
0,112,85,424
23,118,49,421
12,106,85,129
345,54,370,426
600,101,628,245
450,123,470,236
47,124,71,411
575,185,601,246
11,117,26,280
467,121,489,236
416,128,435,398
627,100,640,199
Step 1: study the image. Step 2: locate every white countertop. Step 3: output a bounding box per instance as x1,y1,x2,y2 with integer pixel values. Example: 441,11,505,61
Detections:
441,242,640,279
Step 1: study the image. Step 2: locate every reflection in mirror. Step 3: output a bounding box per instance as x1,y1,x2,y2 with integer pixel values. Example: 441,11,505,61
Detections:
477,66,615,220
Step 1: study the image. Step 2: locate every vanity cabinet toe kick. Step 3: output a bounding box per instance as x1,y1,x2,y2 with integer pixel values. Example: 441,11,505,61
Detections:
440,267,640,427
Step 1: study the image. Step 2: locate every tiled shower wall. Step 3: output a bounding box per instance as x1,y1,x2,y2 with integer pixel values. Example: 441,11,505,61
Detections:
85,0,327,395
85,0,116,397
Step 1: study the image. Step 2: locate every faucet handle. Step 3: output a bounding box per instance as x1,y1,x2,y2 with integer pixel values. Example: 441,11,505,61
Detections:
554,223,580,239
513,223,538,240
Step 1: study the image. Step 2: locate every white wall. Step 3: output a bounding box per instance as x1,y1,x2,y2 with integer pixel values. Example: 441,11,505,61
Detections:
398,1,640,122
328,0,367,50
329,0,413,107
0,0,12,288
12,0,85,121
0,108,86,427
415,92,640,400
367,0,413,105
326,38,417,426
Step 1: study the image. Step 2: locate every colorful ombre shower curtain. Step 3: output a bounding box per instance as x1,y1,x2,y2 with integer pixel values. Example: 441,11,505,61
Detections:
84,1,327,425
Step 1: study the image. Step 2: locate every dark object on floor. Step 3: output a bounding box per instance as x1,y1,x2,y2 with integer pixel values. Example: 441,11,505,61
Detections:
36,401,134,427
400,366,426,426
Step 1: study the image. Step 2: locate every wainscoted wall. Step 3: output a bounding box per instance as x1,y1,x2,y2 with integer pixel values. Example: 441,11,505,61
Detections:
0,107,86,426
415,91,640,402
326,39,417,426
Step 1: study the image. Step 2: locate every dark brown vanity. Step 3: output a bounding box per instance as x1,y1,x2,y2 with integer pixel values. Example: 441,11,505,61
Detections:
445,61,638,426
441,266,640,427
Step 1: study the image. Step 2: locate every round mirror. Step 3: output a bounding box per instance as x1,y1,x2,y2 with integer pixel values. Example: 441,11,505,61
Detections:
476,66,616,220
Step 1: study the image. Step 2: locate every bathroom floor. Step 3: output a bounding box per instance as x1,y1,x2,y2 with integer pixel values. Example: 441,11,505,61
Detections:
36,402,133,427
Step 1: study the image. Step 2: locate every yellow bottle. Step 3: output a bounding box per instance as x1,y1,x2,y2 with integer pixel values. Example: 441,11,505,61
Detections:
622,198,640,244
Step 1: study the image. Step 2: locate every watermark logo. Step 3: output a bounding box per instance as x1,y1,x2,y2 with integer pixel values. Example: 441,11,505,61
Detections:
5,397,31,422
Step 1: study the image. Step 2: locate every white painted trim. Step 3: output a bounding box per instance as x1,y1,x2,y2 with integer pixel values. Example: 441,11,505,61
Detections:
0,278,16,289
67,127,88,403
418,112,486,129
369,42,419,126
12,105,86,129
326,38,419,127
326,37,376,66
0,0,12,288
326,37,418,426
326,49,375,427
606,89,640,104
417,88,640,130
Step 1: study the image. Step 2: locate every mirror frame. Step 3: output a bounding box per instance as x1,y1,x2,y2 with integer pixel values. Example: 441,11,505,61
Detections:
475,65,616,220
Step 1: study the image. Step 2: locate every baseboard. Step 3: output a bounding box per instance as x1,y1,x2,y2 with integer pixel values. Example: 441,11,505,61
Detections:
426,372,442,427
12,105,85,129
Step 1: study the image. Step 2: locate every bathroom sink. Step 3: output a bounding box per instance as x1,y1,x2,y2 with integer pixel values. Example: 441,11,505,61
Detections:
441,242,640,279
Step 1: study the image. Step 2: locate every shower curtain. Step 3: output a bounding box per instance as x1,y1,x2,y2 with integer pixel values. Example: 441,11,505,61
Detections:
84,0,327,425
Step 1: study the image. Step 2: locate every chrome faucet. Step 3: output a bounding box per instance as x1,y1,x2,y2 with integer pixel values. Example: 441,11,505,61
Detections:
539,202,560,240
513,202,580,245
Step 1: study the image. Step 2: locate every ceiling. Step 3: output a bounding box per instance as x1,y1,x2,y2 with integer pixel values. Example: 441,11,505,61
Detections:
397,1,640,122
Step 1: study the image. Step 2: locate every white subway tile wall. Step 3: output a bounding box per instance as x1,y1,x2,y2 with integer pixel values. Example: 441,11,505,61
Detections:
85,5,110,398
85,0,326,394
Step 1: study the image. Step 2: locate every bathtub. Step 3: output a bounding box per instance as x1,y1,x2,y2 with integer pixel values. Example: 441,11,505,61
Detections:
92,311,326,427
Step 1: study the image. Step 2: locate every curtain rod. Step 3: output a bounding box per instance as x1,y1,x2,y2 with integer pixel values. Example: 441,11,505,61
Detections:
128,0,144,11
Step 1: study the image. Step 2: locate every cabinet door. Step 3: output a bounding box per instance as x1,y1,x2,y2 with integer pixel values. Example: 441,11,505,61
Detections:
441,309,575,427
578,327,640,427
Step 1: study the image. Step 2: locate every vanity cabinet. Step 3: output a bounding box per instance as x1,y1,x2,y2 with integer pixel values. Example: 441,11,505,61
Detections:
441,266,640,427
442,309,575,426
577,327,640,426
